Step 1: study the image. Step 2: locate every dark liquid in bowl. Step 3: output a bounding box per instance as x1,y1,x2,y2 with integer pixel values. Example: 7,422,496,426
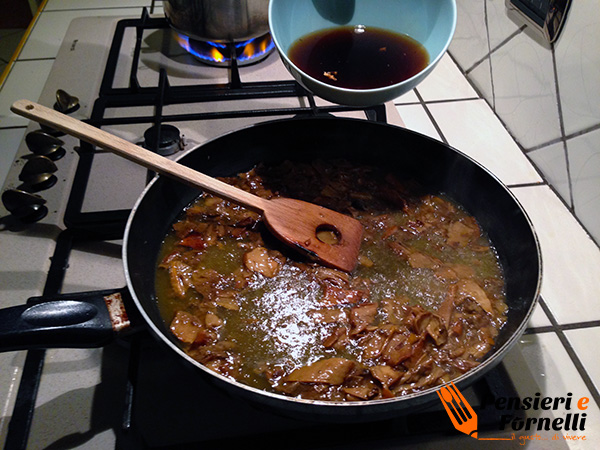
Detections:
288,25,429,89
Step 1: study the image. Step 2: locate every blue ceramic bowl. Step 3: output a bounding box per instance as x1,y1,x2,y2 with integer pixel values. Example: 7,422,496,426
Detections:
269,0,456,106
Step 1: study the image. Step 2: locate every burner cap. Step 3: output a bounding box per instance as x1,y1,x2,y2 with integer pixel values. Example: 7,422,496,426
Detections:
144,124,182,156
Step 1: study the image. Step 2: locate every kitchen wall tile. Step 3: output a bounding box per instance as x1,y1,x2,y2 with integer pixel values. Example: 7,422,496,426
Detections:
393,88,419,105
511,185,600,325
554,0,600,136
503,332,600,442
449,0,600,270
0,127,26,187
427,99,542,185
394,104,441,141
567,128,600,244
490,30,561,149
19,8,147,60
565,327,600,394
416,54,478,102
0,59,54,128
448,0,488,71
486,0,523,50
527,141,572,208
527,302,552,329
466,56,493,106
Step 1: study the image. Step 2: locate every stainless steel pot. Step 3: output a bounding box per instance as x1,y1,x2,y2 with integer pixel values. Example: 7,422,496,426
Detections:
164,0,270,43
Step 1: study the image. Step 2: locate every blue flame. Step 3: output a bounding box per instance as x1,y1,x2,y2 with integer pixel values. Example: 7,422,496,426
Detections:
176,33,275,64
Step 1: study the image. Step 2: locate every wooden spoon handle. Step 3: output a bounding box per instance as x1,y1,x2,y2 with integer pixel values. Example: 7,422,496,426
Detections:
11,99,268,212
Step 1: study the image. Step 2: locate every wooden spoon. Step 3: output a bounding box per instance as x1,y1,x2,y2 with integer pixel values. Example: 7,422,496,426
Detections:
12,99,363,272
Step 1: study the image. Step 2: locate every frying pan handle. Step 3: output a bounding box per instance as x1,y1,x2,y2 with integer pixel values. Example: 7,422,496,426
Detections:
0,289,133,352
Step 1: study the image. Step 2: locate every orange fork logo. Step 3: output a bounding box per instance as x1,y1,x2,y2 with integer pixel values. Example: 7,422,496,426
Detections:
438,382,514,441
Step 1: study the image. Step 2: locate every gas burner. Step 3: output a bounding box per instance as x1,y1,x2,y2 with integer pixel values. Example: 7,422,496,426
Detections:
143,124,183,156
175,32,275,67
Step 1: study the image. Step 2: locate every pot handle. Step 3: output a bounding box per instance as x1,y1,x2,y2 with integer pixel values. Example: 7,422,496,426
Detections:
0,289,132,352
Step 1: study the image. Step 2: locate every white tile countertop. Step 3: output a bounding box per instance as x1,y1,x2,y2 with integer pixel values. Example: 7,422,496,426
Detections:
1,1,600,449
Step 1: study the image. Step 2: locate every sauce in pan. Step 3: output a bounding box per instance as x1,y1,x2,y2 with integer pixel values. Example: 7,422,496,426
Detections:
155,160,507,401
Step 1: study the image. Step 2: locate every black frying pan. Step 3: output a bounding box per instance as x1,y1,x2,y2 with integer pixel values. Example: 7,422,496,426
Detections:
0,117,541,422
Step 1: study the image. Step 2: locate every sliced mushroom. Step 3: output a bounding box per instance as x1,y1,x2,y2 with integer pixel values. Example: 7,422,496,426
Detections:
457,279,493,314
285,358,355,385
243,247,282,277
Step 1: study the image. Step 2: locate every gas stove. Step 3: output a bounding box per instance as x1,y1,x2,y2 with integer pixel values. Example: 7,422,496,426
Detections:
1,10,522,449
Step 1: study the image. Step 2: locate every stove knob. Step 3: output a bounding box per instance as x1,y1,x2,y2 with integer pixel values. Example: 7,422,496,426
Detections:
54,89,80,114
19,155,58,191
39,124,66,137
25,130,66,160
2,189,48,223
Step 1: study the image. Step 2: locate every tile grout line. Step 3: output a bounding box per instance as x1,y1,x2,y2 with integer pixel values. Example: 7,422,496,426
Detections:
13,57,56,62
549,40,574,209
0,125,28,131
412,88,449,145
506,181,546,189
509,180,600,250
527,321,600,334
557,321,600,331
537,296,600,409
464,25,527,76
412,97,481,105
393,100,424,107
526,123,600,153
482,0,496,110
447,53,533,162
524,325,555,334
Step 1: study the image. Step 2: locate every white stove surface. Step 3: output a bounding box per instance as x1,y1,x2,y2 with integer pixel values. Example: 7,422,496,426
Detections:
1,7,600,450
